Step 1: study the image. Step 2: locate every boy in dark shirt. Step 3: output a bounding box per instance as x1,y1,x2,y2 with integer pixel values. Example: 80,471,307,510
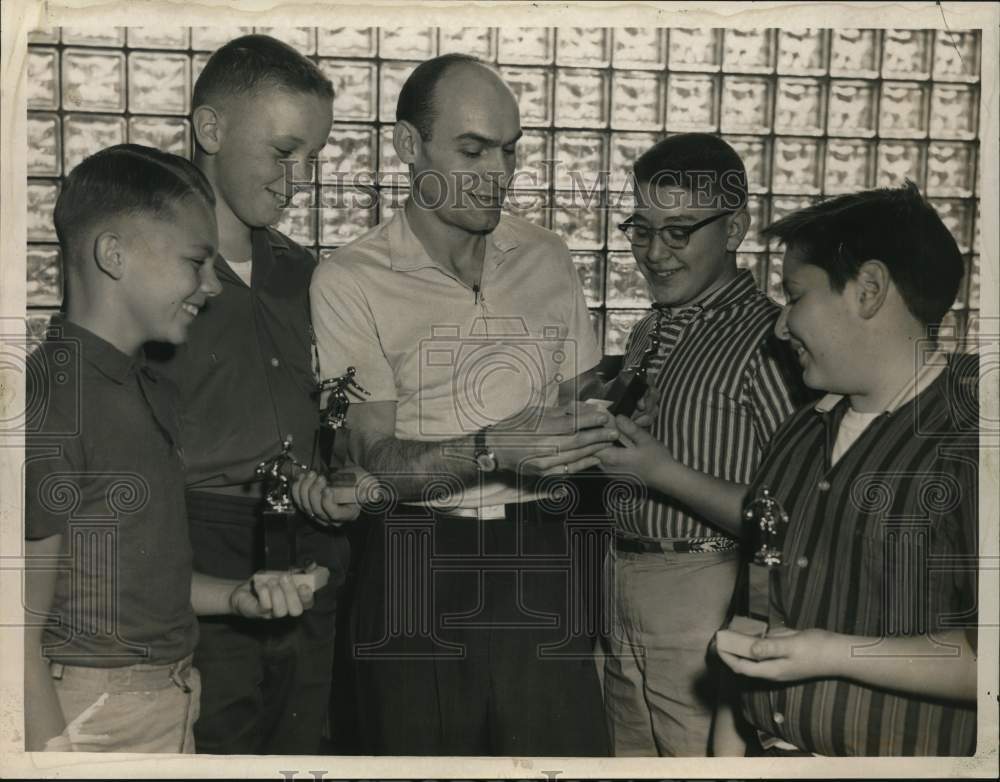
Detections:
24,144,314,753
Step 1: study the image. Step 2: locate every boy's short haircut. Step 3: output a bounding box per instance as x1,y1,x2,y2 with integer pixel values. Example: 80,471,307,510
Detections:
192,34,334,111
633,133,748,211
762,180,964,327
54,143,215,255
396,53,485,141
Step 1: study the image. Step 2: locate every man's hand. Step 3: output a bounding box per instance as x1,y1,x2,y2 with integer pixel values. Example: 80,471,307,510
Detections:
715,627,839,682
229,567,317,619
291,468,364,525
594,415,674,485
491,402,619,476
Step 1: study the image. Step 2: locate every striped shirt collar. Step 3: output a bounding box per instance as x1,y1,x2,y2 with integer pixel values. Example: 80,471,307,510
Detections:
813,350,949,415
659,268,759,318
387,203,520,273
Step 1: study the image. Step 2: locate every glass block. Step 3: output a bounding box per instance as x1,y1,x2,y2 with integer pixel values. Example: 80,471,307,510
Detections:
439,28,496,59
933,30,980,82
720,76,771,134
126,27,189,50
930,199,973,252
879,82,929,139
876,141,926,187
665,74,718,131
497,28,554,64
930,84,978,140
572,252,605,307
972,206,980,252
723,29,775,73
501,67,552,127
824,139,875,193
882,29,932,80
772,138,822,195
612,28,665,70
26,311,57,345
555,70,609,128
765,254,786,305
61,27,125,47
254,27,316,54
607,252,651,307
63,114,127,173
319,187,376,245
830,29,879,77
777,29,827,75
377,189,409,223
320,60,377,122
611,71,663,131
28,29,60,44
554,132,606,191
379,27,436,60
272,187,317,247
743,194,768,251
725,135,769,194
379,126,406,175
128,53,190,115
191,54,210,93
128,116,190,157
321,125,376,183
512,130,551,190
967,254,980,310
552,191,604,250
379,62,419,121
774,78,825,135
318,28,376,57
606,192,637,252
27,48,59,110
737,252,766,290
827,79,877,137
191,27,254,52
605,310,647,355
503,190,549,228
27,246,62,307
926,142,975,197
609,132,660,189
556,28,611,67
27,182,59,242
668,29,722,71
590,310,605,353
27,114,61,177
62,49,126,112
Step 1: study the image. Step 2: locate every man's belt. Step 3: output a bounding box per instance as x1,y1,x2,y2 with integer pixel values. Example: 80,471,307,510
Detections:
614,531,737,554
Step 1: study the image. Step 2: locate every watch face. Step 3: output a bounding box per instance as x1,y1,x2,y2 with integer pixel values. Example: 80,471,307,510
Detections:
476,452,498,472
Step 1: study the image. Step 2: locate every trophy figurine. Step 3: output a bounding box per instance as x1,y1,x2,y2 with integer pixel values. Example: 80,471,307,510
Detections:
715,485,789,657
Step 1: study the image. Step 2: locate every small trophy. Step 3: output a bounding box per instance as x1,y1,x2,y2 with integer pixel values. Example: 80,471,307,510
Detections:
716,485,789,657
601,304,667,418
256,435,309,514
317,366,370,467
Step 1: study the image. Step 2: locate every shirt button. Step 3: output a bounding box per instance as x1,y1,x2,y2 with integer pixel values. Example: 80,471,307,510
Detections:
774,712,785,724
818,479,831,491
796,556,809,568
270,357,280,368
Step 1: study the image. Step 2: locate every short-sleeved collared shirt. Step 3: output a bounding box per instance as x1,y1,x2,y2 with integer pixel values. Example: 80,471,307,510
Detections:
615,270,801,540
311,206,603,509
737,352,979,756
25,318,198,666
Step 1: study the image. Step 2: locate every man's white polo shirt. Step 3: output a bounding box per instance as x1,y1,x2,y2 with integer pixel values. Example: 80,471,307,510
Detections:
310,204,602,510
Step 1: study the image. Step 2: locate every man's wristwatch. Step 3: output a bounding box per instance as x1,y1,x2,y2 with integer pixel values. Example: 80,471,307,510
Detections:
474,427,498,473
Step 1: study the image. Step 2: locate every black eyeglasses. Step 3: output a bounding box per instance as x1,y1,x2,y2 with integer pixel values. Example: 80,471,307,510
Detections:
618,210,734,249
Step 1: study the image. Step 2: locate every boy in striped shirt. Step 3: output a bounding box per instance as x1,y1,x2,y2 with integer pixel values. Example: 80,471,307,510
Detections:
594,134,801,756
714,182,978,756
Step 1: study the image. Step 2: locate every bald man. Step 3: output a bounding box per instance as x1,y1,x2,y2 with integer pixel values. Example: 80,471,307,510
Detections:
311,55,613,755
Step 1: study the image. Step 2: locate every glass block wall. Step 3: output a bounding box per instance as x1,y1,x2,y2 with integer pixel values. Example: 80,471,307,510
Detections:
26,27,983,353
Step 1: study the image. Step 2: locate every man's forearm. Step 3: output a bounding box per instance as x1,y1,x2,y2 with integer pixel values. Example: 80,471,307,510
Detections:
650,461,747,537
356,432,481,502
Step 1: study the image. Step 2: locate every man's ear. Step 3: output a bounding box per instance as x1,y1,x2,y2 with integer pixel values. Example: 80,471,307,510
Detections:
855,259,891,319
94,231,125,280
725,207,751,252
393,120,421,165
192,104,223,155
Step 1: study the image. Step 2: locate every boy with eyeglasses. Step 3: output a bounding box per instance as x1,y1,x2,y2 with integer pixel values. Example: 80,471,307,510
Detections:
593,133,802,756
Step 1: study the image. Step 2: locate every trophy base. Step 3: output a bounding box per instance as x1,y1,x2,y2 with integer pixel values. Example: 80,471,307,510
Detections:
716,615,769,659
252,565,330,594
